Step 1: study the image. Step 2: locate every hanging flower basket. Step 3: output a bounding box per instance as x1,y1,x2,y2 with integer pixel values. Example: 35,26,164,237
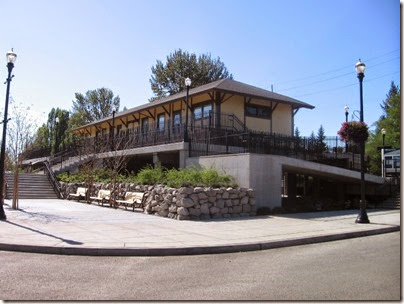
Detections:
338,121,369,144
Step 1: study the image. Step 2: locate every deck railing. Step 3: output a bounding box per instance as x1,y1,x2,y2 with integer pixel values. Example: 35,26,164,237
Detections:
25,113,365,172
189,127,365,172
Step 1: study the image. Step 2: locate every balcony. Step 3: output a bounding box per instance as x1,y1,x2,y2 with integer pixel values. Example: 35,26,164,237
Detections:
24,112,365,173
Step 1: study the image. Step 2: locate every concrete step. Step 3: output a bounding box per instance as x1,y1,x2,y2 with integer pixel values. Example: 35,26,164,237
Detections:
5,173,58,199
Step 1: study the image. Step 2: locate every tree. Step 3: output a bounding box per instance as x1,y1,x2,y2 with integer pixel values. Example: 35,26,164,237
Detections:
7,101,39,170
366,82,400,175
30,108,70,156
316,125,327,153
294,127,301,138
149,49,233,101
70,88,120,128
48,108,70,155
32,124,50,153
7,100,39,209
308,131,316,151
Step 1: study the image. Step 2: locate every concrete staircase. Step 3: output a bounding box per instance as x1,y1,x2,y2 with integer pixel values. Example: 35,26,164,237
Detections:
381,191,401,209
5,173,58,199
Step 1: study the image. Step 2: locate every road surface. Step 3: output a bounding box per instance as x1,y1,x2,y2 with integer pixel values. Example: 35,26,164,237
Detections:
0,232,400,300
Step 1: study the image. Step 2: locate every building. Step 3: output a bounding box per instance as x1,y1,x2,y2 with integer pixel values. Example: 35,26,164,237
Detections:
382,149,400,179
28,78,385,210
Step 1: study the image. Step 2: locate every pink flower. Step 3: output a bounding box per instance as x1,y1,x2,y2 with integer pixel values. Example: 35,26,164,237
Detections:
338,121,369,144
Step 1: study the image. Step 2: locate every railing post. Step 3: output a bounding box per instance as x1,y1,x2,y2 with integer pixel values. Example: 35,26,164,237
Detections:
205,127,209,155
225,131,228,153
335,136,338,159
168,121,171,142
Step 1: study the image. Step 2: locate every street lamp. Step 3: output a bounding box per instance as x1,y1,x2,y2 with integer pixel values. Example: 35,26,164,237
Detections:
355,59,369,224
55,116,60,154
344,105,349,152
111,105,118,151
381,128,386,178
0,49,17,220
184,77,191,142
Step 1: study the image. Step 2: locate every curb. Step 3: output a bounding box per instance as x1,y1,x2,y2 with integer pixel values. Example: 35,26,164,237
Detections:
0,225,399,256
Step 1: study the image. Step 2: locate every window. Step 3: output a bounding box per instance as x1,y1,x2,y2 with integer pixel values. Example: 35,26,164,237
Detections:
141,118,149,134
203,104,212,118
173,111,181,126
245,104,271,119
385,157,393,168
158,113,165,130
393,156,400,168
116,125,122,135
193,103,212,120
194,106,202,120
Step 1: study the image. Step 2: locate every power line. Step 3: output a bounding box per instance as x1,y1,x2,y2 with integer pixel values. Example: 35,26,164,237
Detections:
294,71,400,98
273,48,400,86
277,56,399,93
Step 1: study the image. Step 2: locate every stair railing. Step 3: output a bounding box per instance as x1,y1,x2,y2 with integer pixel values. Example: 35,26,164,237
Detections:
43,160,64,199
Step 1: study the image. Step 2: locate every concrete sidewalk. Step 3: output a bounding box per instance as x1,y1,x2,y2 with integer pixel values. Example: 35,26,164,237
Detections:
0,199,400,256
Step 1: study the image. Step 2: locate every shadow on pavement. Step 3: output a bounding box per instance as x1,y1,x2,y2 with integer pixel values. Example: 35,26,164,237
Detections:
4,220,83,245
275,209,398,221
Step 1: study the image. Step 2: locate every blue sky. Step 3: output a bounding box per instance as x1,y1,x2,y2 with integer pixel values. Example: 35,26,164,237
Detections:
0,0,400,136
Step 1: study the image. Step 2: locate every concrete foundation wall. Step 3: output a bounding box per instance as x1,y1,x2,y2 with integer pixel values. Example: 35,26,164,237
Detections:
186,153,283,209
186,153,384,210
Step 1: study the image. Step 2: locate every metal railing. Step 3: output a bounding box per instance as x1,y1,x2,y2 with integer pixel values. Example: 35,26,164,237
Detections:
189,128,366,172
25,113,365,173
43,160,64,199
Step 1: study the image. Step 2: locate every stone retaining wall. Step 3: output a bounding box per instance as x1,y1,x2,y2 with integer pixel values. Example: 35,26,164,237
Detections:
60,182,256,220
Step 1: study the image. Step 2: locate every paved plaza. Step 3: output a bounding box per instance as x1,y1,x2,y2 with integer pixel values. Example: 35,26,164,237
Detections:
0,199,400,255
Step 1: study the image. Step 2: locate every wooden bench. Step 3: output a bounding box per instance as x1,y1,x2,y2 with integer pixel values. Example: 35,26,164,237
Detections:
68,187,87,201
90,189,111,207
116,191,145,212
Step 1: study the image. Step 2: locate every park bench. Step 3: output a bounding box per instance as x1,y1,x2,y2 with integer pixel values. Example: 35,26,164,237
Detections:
116,191,145,212
90,189,111,207
67,187,87,201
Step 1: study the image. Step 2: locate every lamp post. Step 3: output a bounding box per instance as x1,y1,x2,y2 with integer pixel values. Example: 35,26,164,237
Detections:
184,78,191,142
111,106,118,151
0,49,17,220
344,105,349,152
355,59,369,224
381,128,386,178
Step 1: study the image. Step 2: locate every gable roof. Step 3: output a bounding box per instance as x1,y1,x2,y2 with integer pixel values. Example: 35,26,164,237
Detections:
73,78,314,131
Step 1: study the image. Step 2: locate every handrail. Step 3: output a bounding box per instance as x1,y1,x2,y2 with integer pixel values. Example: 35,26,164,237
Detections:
43,160,64,199
229,113,247,132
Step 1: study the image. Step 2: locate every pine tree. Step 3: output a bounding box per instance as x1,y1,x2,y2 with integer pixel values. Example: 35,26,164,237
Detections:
149,49,232,101
366,81,400,175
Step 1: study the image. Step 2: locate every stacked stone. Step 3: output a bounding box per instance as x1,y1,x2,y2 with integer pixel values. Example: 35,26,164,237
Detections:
143,185,256,220
60,182,256,220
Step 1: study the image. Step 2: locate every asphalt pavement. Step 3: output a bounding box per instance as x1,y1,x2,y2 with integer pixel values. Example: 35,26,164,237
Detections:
0,198,400,256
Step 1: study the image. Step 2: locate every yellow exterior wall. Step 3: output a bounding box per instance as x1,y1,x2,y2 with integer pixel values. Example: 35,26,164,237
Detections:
221,95,244,121
246,116,271,132
74,91,294,137
272,103,292,135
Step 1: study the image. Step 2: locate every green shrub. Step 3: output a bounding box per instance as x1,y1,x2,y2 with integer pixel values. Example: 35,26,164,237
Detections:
135,164,165,185
165,167,235,188
57,164,236,188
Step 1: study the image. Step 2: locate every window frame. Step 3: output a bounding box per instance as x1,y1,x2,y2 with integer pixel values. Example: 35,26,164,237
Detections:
173,111,181,126
245,103,272,120
157,113,165,130
192,102,213,120
141,117,149,134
